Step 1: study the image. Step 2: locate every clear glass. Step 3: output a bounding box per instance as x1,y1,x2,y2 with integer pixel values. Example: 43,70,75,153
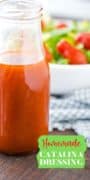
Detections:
0,0,49,154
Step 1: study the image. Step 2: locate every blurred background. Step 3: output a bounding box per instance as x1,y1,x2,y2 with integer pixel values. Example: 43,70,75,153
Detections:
39,0,90,148
41,0,90,20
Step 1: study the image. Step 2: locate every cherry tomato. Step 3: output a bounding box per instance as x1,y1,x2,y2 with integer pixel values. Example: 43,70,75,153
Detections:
44,44,53,62
76,33,90,50
69,49,87,64
57,40,87,64
41,20,46,31
56,23,68,29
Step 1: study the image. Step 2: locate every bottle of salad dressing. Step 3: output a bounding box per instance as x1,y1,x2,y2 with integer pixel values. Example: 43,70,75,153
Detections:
0,0,49,154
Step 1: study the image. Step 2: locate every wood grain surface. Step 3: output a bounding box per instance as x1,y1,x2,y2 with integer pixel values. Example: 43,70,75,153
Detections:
0,130,89,180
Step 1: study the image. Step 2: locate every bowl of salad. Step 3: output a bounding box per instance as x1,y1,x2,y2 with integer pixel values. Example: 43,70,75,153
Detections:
42,17,90,94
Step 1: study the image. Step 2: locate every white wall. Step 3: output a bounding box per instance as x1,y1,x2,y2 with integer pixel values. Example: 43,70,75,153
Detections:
41,0,90,19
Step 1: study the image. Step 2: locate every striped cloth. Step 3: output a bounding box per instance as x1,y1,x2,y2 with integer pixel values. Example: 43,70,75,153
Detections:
49,88,90,147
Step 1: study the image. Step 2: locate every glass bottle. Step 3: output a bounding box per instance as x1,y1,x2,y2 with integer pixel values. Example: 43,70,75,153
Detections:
0,0,49,154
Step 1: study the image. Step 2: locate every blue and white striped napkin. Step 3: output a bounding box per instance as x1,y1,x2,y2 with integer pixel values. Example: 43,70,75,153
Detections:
49,88,90,147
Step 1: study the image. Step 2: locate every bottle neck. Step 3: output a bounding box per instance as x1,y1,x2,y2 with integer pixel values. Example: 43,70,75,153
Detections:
0,18,44,65
0,0,44,65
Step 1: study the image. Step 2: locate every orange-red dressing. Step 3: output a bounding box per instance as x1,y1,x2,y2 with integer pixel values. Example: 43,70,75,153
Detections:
0,59,49,154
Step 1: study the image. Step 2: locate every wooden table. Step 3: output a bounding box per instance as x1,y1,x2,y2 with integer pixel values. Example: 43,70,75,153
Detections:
0,130,90,180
